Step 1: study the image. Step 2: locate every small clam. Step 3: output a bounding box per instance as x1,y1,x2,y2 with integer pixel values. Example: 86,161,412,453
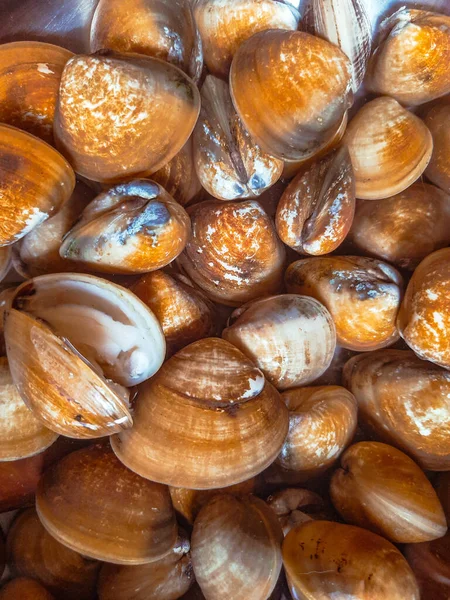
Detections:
275,146,355,255
60,180,190,274
191,494,283,600
111,338,289,489
222,295,336,389
131,270,216,357
36,443,178,564
424,100,450,194
397,248,450,369
283,521,420,600
91,0,203,82
0,124,75,246
330,441,447,543
193,75,283,201
349,183,450,270
54,53,200,183
230,30,353,161
7,508,100,600
0,578,55,600
286,256,403,351
177,200,286,306
344,97,433,199
0,41,73,143
405,532,450,600
192,0,300,78
5,273,165,438
367,8,450,106
266,488,330,536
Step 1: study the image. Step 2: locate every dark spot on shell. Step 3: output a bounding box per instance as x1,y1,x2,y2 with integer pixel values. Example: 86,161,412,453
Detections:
75,414,83,422
0,152,23,174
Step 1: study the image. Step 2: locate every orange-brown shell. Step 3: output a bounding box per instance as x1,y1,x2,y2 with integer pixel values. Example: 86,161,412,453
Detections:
177,200,285,306
276,146,355,255
266,488,330,536
424,100,450,194
398,248,450,368
230,30,353,161
286,256,403,351
330,442,447,543
405,531,450,600
344,97,433,199
36,443,178,564
111,338,289,489
0,578,55,600
54,53,200,183
349,183,450,270
343,350,450,471
367,9,450,106
0,124,75,246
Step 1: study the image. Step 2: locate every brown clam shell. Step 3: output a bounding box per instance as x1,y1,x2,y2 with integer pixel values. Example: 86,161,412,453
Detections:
0,578,55,600
424,100,450,194
266,488,330,536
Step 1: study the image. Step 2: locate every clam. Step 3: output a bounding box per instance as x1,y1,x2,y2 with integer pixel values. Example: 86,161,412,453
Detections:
177,200,286,306
111,338,289,489
349,183,450,270
0,248,11,283
36,442,178,564
424,100,450,194
367,8,450,106
0,357,57,461
405,531,450,600
91,0,203,82
277,386,357,476
304,0,372,93
344,350,450,471
0,453,47,512
286,256,403,351
230,30,353,161
266,488,330,536
0,41,73,144
344,97,433,199
54,52,200,183
98,531,194,600
4,273,165,438
283,521,420,600
192,0,300,78
275,146,355,255
222,295,336,389
397,248,450,369
437,472,450,521
330,441,447,543
7,508,100,600
131,271,216,357
191,494,283,600
0,578,55,600
59,180,190,274
0,124,75,246
193,75,283,201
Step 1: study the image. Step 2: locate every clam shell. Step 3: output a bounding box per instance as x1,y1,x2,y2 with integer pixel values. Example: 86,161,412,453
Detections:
0,578,55,600
266,488,329,536
405,532,450,600
424,100,450,194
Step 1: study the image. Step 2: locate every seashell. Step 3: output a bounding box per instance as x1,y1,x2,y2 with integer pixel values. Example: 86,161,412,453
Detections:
13,181,95,278
230,30,353,161
98,531,194,600
59,180,190,274
0,357,57,461
177,200,285,306
0,124,75,246
91,0,203,82
266,488,330,536
275,146,355,255
304,0,372,93
277,386,357,475
0,578,55,600
424,100,450,194
0,41,73,144
0,248,11,283
343,350,450,471
191,494,283,600
366,9,450,106
131,270,216,357
344,96,433,199
437,472,450,522
313,344,356,386
397,248,450,369
286,256,403,351
222,295,336,389
193,75,283,201
330,442,447,543
283,521,420,600
405,531,450,600
192,0,300,79
54,52,200,183
111,338,289,489
152,137,203,206
349,183,450,270
5,273,165,438
36,442,178,564
7,508,100,600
